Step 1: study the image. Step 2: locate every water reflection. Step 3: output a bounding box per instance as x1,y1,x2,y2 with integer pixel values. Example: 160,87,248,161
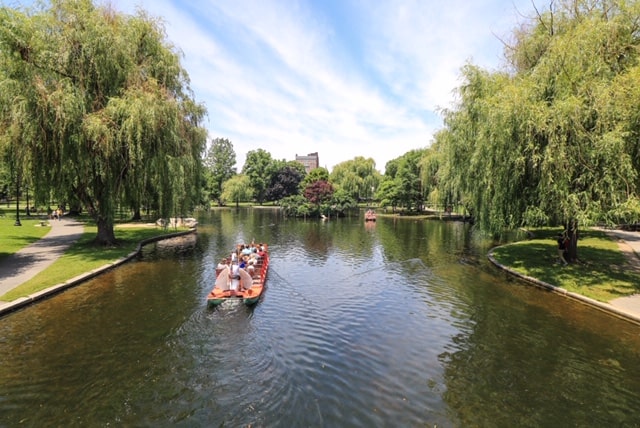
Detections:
0,209,639,426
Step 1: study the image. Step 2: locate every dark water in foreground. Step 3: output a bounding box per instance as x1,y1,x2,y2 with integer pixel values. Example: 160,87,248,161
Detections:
1,208,640,427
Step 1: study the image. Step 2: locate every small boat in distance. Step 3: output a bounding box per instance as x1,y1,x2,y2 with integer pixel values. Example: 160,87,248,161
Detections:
364,209,377,222
207,244,269,307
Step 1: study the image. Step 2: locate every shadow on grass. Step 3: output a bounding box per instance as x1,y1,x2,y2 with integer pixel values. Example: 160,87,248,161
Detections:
0,219,50,263
492,229,640,302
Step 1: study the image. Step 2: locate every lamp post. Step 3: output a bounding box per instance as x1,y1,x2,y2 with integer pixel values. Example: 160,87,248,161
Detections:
14,176,21,226
25,184,30,216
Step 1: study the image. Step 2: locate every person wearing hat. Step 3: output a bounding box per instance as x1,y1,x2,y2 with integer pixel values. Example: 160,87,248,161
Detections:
216,258,228,270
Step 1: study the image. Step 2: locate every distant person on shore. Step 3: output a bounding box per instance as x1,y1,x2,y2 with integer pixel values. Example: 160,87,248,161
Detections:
557,233,568,266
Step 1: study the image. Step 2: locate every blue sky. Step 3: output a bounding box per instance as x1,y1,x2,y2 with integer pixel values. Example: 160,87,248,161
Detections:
47,1,545,172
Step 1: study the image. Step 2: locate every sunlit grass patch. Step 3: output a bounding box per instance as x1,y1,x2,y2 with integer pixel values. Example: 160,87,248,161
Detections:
0,225,180,301
0,207,50,262
491,228,640,302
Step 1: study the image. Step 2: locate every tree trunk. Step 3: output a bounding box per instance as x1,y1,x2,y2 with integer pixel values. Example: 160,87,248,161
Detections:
565,219,579,263
68,202,83,216
95,216,117,246
131,207,142,221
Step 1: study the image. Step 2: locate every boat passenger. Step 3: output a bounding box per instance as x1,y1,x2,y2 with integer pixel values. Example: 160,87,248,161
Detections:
257,247,266,259
239,256,248,269
229,263,241,291
247,264,255,277
216,258,228,270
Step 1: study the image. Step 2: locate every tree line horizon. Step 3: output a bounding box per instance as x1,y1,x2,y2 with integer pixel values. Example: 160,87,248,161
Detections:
1,0,639,245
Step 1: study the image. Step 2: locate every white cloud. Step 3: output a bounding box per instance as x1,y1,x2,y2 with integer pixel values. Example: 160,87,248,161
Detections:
115,0,537,172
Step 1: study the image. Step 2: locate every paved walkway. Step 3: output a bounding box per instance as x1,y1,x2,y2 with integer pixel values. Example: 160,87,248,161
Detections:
0,217,84,298
596,228,640,316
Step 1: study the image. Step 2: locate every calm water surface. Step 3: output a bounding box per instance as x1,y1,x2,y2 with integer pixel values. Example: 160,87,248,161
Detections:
1,208,640,427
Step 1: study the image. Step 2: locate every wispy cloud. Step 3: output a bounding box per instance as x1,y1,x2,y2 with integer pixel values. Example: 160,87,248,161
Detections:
115,0,536,172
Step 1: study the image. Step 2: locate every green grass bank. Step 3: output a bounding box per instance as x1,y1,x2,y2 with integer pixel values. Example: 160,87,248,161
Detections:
490,228,640,302
0,211,50,262
0,207,187,302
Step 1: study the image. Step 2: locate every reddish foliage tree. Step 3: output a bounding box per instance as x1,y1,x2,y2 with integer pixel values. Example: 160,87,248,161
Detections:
304,180,334,205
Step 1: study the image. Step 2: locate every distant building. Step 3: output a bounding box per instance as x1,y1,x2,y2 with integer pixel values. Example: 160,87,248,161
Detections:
295,152,319,173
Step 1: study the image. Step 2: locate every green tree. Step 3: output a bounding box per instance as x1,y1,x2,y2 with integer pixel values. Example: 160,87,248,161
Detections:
396,149,425,212
204,138,236,206
377,151,424,213
221,174,253,208
376,158,401,212
330,156,381,203
0,0,207,244
300,166,330,191
376,178,401,213
280,194,311,218
329,188,357,217
242,149,273,205
437,65,524,233
436,0,640,246
0,157,10,202
419,145,442,210
266,161,305,202
304,179,334,216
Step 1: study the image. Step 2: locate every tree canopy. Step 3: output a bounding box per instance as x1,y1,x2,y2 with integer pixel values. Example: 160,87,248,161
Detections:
376,150,425,212
434,0,640,235
242,149,273,205
265,160,305,202
204,138,236,206
221,174,253,208
304,179,334,208
300,167,330,191
0,0,207,244
329,156,381,203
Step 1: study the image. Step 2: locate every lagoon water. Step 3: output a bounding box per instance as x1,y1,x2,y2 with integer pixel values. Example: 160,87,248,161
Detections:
1,208,639,427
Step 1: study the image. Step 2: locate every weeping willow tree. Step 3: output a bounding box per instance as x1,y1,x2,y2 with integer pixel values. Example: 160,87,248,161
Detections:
436,0,640,251
329,156,381,203
0,0,207,245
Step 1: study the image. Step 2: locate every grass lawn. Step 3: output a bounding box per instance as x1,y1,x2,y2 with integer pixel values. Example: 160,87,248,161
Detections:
0,219,186,302
0,206,51,262
491,227,640,302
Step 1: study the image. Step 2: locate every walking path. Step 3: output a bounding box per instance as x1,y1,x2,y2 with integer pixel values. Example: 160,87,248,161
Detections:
596,228,640,317
0,217,84,297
